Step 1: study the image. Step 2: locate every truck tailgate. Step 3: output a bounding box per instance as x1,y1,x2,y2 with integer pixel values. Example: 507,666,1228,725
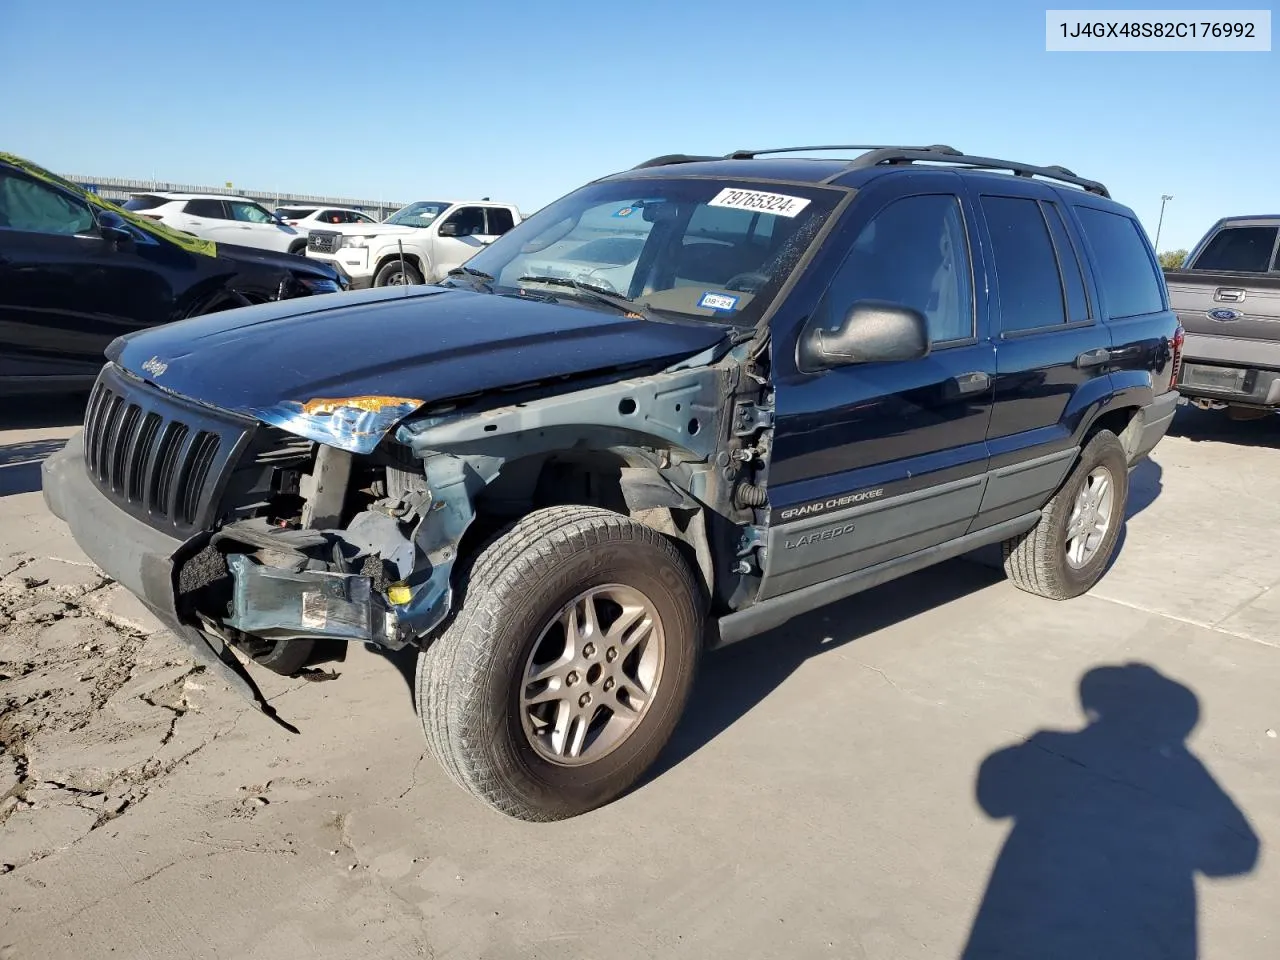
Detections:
1165,269,1280,345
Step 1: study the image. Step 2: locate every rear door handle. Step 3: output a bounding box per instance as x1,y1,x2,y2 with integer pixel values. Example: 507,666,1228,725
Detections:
1075,348,1112,369
953,371,991,395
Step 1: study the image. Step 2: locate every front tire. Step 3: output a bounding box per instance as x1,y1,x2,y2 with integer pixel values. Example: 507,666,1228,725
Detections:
374,259,424,287
1002,429,1129,600
416,506,702,821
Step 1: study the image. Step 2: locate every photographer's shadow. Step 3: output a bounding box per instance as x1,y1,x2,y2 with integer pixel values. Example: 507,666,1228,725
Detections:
962,662,1259,960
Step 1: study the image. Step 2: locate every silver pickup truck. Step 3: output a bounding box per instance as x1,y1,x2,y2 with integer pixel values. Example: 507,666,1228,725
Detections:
1165,215,1280,417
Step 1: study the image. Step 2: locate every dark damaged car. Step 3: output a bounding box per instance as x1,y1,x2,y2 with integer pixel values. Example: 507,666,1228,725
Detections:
42,144,1182,820
0,153,345,395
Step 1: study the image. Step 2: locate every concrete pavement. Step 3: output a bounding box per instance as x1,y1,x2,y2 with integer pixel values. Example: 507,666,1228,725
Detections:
1,400,1278,959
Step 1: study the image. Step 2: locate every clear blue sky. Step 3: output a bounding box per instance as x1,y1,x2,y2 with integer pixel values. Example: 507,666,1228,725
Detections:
1,0,1274,251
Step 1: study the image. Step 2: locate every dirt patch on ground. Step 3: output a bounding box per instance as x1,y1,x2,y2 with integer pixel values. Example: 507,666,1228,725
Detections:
0,555,220,871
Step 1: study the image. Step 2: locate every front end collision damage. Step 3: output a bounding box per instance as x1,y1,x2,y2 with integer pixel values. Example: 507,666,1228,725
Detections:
207,345,775,679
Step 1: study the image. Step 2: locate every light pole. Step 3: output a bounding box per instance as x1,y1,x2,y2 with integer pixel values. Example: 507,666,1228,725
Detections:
1154,194,1173,252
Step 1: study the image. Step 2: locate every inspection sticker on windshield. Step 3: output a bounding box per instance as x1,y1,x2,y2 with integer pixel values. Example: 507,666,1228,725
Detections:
708,187,811,218
699,291,740,312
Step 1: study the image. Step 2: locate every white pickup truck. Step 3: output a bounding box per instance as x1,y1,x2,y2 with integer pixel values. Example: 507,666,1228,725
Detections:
305,199,521,288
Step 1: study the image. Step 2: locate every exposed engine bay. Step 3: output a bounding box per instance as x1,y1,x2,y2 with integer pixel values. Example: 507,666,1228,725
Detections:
175,343,775,673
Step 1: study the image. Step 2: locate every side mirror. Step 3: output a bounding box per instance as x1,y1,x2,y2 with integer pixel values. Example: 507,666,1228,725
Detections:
438,221,460,237
799,300,930,371
97,211,134,246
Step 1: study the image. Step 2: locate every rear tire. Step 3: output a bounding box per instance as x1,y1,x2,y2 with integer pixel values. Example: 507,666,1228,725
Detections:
374,259,424,286
416,506,702,821
1002,429,1129,600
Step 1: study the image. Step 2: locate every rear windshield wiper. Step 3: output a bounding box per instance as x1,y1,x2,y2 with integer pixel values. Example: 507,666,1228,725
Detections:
446,264,494,293
516,275,652,319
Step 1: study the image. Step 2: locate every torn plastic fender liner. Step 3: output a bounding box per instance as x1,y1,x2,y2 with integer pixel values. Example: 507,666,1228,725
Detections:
224,553,382,643
250,395,424,455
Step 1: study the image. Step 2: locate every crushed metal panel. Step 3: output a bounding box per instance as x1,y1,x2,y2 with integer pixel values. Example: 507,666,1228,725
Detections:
397,368,722,461
385,452,501,643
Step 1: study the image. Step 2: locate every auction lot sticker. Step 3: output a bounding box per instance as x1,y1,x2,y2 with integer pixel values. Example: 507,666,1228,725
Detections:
708,188,811,218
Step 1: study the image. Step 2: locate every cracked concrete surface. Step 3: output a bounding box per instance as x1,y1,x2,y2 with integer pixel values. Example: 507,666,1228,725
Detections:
3,402,1280,959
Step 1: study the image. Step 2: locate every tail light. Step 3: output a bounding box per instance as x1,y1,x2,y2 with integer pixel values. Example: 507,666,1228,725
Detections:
1169,325,1185,389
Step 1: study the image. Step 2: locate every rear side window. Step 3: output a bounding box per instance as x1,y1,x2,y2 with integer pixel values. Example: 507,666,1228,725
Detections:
1075,207,1165,318
981,196,1067,332
123,194,168,212
486,207,516,235
1191,225,1279,272
184,198,226,218
276,207,316,220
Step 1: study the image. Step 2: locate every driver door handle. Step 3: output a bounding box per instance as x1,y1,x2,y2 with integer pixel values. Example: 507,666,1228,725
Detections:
953,371,991,395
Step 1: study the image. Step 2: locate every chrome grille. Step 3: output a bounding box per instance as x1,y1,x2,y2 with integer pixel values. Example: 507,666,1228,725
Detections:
82,365,252,534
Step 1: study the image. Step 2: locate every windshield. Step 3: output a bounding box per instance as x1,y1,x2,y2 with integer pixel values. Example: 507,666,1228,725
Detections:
386,200,451,228
451,178,841,326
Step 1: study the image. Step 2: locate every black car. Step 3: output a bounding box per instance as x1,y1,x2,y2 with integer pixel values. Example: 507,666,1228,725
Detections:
0,153,345,395
42,143,1181,822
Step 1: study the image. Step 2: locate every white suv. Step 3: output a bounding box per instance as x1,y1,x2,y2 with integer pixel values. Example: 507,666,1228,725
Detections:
123,192,309,256
275,205,382,235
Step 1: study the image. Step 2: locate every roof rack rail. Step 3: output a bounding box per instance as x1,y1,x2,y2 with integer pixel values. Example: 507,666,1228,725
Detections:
631,154,724,169
725,144,958,160
840,147,1110,198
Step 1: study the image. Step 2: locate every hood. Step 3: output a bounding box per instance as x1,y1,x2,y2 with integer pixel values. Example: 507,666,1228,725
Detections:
107,286,731,453
312,223,421,237
214,241,341,280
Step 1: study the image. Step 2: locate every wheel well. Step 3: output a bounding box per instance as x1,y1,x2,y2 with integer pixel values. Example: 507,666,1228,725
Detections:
374,251,425,278
1086,406,1142,458
288,240,307,254
455,450,714,605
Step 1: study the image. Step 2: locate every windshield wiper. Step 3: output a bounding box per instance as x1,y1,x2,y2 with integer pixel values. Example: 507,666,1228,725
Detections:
446,264,494,293
516,275,653,319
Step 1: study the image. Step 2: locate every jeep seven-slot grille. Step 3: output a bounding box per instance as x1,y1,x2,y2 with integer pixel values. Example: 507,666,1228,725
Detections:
83,366,252,535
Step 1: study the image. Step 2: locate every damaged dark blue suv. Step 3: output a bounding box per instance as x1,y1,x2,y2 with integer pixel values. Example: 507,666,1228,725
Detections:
42,144,1182,820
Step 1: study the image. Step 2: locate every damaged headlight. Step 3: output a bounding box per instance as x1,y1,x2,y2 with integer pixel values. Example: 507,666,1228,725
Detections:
252,395,424,454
